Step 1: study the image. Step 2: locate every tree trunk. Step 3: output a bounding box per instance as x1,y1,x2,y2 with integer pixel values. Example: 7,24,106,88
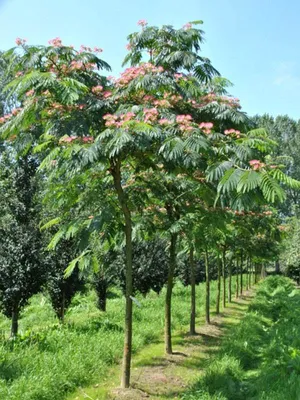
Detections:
228,262,232,303
11,309,19,338
204,247,210,324
216,258,221,315
235,259,239,299
58,288,66,323
240,253,243,297
254,264,258,284
246,257,249,291
261,264,267,279
112,160,133,389
165,233,178,353
97,281,107,312
275,260,280,274
222,248,226,309
189,246,196,335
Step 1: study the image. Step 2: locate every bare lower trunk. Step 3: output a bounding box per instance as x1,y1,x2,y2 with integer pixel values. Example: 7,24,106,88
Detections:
254,264,258,284
189,246,196,335
240,253,243,296
11,309,19,338
58,289,66,323
246,257,249,291
97,281,107,312
261,264,267,279
112,161,133,389
235,259,239,299
204,247,210,324
228,262,232,303
216,258,221,315
165,233,177,354
275,260,280,274
222,248,226,308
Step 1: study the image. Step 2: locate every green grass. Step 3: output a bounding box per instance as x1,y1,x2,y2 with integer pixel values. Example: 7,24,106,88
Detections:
181,276,300,400
0,278,238,400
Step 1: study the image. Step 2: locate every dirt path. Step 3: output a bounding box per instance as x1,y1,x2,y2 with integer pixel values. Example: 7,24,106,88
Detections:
72,290,255,400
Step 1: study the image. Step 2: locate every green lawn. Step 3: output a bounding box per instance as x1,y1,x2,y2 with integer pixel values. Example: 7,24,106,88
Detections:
182,276,300,400
0,278,233,400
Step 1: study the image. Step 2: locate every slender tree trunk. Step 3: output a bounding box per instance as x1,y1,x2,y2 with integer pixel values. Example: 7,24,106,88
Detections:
275,260,280,274
254,264,258,284
97,281,107,312
204,247,210,324
216,258,221,315
222,248,226,308
58,289,66,323
246,257,249,291
165,233,178,353
112,161,133,389
11,308,19,338
228,262,232,303
261,264,266,279
240,253,243,296
235,259,239,299
189,246,196,335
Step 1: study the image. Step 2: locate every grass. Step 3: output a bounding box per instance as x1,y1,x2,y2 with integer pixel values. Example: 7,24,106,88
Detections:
0,277,245,400
181,276,300,400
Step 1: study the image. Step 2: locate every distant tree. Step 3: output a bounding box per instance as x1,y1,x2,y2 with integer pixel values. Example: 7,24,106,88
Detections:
0,149,46,337
46,239,85,322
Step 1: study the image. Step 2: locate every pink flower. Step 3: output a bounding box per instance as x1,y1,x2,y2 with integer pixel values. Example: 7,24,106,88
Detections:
82,136,94,143
15,37,27,46
183,23,192,30
93,47,103,53
126,43,132,51
26,89,34,97
48,37,62,47
137,19,148,27
103,91,112,98
249,159,265,170
91,85,103,95
15,71,24,78
159,118,173,126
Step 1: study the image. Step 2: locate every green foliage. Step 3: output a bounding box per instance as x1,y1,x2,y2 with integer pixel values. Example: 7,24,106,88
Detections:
182,276,300,400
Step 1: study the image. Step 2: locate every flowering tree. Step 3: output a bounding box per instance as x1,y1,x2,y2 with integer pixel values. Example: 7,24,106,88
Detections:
1,21,300,389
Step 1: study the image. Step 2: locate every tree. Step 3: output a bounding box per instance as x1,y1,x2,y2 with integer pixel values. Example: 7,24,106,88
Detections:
0,149,46,336
46,239,85,322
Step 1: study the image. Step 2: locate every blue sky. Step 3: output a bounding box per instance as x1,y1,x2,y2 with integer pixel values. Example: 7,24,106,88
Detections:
0,0,300,119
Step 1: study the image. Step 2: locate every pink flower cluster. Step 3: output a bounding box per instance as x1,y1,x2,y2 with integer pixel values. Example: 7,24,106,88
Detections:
249,159,266,170
137,19,148,27
224,129,241,138
103,112,136,128
199,122,213,134
183,23,192,30
48,37,63,47
158,118,173,126
116,63,164,87
26,89,35,97
176,114,193,132
59,136,94,144
201,93,240,109
126,43,133,51
15,71,24,78
91,85,103,95
144,108,158,123
153,99,171,108
0,108,23,124
15,37,27,46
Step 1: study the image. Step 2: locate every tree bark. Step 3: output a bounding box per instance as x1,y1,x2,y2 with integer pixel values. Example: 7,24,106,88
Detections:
189,246,196,335
58,288,65,323
240,252,243,296
228,261,232,303
165,233,178,353
275,260,280,274
97,281,107,312
11,309,19,338
216,257,221,315
222,248,226,309
112,160,133,389
204,247,210,324
235,258,239,299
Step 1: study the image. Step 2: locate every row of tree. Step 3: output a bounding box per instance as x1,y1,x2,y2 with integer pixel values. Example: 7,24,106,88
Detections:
0,20,297,388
